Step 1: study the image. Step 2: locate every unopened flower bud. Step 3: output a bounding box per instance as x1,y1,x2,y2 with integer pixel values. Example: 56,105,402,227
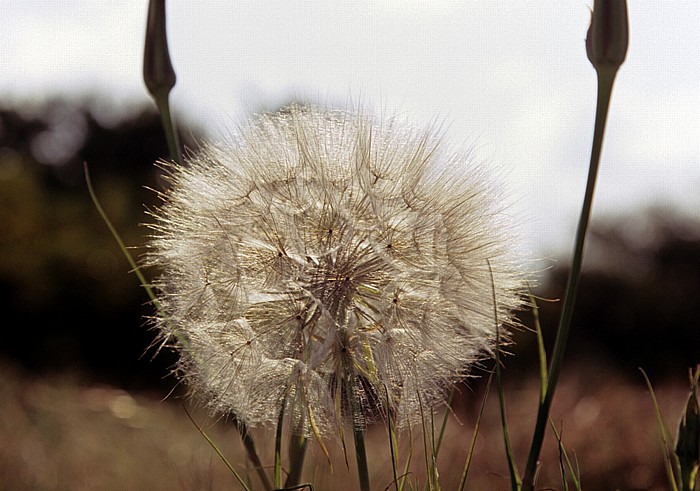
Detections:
143,0,176,98
586,0,629,72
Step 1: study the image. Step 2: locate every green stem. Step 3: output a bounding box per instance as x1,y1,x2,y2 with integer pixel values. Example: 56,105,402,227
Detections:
280,396,309,488
154,90,183,165
275,405,286,489
236,421,273,491
521,67,618,491
284,428,309,488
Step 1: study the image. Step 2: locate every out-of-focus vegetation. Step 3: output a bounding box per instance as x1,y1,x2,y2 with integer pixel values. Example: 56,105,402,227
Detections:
514,209,700,382
0,97,200,389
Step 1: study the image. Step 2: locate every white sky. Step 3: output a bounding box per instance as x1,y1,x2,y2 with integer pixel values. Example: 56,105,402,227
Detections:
2,1,699,258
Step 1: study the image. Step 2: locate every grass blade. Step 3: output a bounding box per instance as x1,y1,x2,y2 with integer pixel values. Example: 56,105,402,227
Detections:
528,289,548,403
458,371,493,491
489,260,521,490
184,408,251,491
433,389,455,461
386,386,401,491
85,163,156,306
418,396,438,491
550,420,581,491
640,368,680,491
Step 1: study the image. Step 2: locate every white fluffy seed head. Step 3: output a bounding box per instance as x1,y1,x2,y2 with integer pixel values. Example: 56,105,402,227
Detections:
146,104,525,435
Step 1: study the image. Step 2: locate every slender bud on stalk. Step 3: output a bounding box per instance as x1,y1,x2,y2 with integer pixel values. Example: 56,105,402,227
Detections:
586,0,629,72
143,0,176,99
143,0,181,164
146,104,525,436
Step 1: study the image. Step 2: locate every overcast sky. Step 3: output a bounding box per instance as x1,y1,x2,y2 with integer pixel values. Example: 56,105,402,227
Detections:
2,1,699,258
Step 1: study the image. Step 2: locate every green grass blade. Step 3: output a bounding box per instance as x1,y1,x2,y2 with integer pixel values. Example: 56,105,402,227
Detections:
386,386,401,491
458,371,493,491
418,396,438,491
528,289,548,403
399,424,414,491
433,389,454,460
640,368,680,491
184,408,251,491
550,420,581,491
495,335,521,491
488,260,521,490
85,163,157,306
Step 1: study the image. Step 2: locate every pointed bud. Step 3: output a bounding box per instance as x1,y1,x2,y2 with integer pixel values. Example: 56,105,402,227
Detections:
143,0,176,99
586,0,629,72
676,367,700,490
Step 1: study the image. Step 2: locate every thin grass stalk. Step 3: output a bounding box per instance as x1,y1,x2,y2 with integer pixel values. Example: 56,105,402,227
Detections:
490,261,521,491
551,420,582,491
521,65,619,491
641,368,681,491
85,163,157,306
184,408,252,491
433,389,454,459
458,372,494,491
528,290,548,402
400,425,414,491
385,386,401,491
424,407,439,491
418,397,432,491
420,391,452,491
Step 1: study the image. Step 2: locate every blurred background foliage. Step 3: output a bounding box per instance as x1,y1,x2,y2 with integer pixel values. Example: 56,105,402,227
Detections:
0,96,201,390
0,96,698,392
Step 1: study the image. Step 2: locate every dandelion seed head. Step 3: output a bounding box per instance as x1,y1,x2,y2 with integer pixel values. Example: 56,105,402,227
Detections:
147,104,525,434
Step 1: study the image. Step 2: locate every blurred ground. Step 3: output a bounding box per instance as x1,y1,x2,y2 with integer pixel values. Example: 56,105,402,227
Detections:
0,358,691,491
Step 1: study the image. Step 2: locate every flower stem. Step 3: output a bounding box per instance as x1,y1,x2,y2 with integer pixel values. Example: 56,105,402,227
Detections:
348,375,371,491
275,405,285,489
284,379,316,489
284,428,309,488
521,66,619,491
154,92,182,165
236,421,273,491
